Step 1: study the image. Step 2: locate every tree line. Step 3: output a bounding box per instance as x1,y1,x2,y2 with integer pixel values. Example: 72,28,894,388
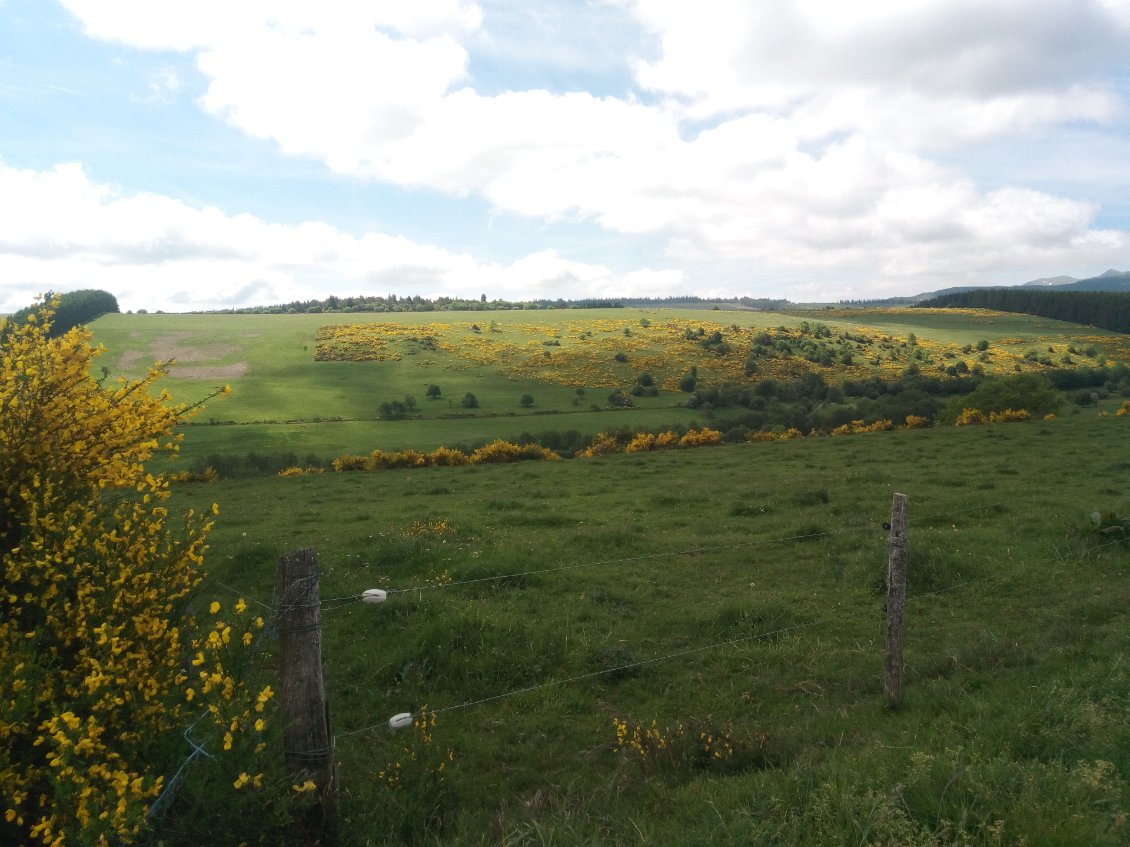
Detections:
202,293,793,314
3,289,119,337
211,294,627,314
915,289,1130,333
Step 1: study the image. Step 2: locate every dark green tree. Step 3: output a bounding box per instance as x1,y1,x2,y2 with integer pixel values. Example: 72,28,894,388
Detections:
679,367,698,392
607,389,634,407
378,400,408,420
5,290,120,338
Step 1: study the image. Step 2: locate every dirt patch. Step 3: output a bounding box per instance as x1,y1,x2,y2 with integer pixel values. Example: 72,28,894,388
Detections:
116,333,248,380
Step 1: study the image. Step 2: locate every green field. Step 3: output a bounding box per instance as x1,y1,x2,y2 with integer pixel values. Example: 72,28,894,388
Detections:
88,307,1130,470
81,308,1130,845
157,411,1130,846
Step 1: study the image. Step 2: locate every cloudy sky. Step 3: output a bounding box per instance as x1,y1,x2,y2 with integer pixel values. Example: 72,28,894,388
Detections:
3,0,1130,313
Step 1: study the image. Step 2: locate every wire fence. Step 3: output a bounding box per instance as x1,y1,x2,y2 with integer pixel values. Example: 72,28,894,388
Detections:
146,494,1125,826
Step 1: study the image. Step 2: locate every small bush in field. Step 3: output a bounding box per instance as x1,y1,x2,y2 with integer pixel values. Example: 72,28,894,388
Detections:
428,446,471,466
625,432,657,453
469,440,561,464
577,432,622,457
678,427,723,448
333,453,372,471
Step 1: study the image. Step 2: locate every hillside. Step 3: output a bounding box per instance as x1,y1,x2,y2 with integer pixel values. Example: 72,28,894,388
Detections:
87,307,1130,474
914,289,1130,334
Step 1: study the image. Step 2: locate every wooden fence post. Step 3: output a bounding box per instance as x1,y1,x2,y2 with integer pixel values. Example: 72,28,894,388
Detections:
884,493,908,709
274,547,337,825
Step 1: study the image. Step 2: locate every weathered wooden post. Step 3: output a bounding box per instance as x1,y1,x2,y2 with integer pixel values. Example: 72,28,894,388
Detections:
884,493,908,709
274,547,337,825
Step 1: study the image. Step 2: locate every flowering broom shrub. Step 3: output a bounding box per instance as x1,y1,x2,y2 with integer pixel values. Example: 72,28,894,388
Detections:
576,432,622,458
677,427,723,448
955,407,1031,426
468,440,560,464
624,432,657,453
0,303,273,846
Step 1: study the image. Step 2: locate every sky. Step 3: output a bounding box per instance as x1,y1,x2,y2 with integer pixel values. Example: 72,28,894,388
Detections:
3,0,1130,313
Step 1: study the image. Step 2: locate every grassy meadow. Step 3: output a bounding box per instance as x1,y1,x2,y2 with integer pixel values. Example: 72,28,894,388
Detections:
83,308,1130,845
89,306,1130,468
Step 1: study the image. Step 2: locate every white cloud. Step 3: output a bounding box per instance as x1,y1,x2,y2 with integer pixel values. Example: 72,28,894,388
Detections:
630,0,1130,107
0,161,682,312
29,1,1130,303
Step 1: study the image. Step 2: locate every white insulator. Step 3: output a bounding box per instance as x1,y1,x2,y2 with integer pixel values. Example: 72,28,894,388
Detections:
388,712,414,730
361,588,388,605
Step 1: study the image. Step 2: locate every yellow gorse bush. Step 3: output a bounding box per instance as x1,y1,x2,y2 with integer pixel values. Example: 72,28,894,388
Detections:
310,316,1059,395
327,440,561,474
578,428,723,458
955,407,1031,426
0,302,269,846
829,419,895,437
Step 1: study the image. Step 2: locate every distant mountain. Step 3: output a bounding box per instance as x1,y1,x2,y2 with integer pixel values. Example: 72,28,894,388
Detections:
908,269,1130,302
1020,275,1077,287
1059,270,1130,292
910,285,983,300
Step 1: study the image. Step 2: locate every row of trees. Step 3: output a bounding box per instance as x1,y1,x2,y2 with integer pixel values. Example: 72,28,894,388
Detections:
3,289,119,338
213,294,627,314
380,390,544,419
194,294,792,315
379,392,482,419
916,289,1130,333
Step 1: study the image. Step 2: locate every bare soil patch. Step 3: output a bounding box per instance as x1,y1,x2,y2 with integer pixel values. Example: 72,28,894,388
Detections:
116,333,249,380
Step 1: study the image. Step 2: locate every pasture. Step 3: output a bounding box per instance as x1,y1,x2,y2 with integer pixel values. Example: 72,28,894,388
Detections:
157,409,1130,845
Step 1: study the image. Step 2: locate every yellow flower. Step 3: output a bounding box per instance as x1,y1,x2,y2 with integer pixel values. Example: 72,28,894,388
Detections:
209,601,221,615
